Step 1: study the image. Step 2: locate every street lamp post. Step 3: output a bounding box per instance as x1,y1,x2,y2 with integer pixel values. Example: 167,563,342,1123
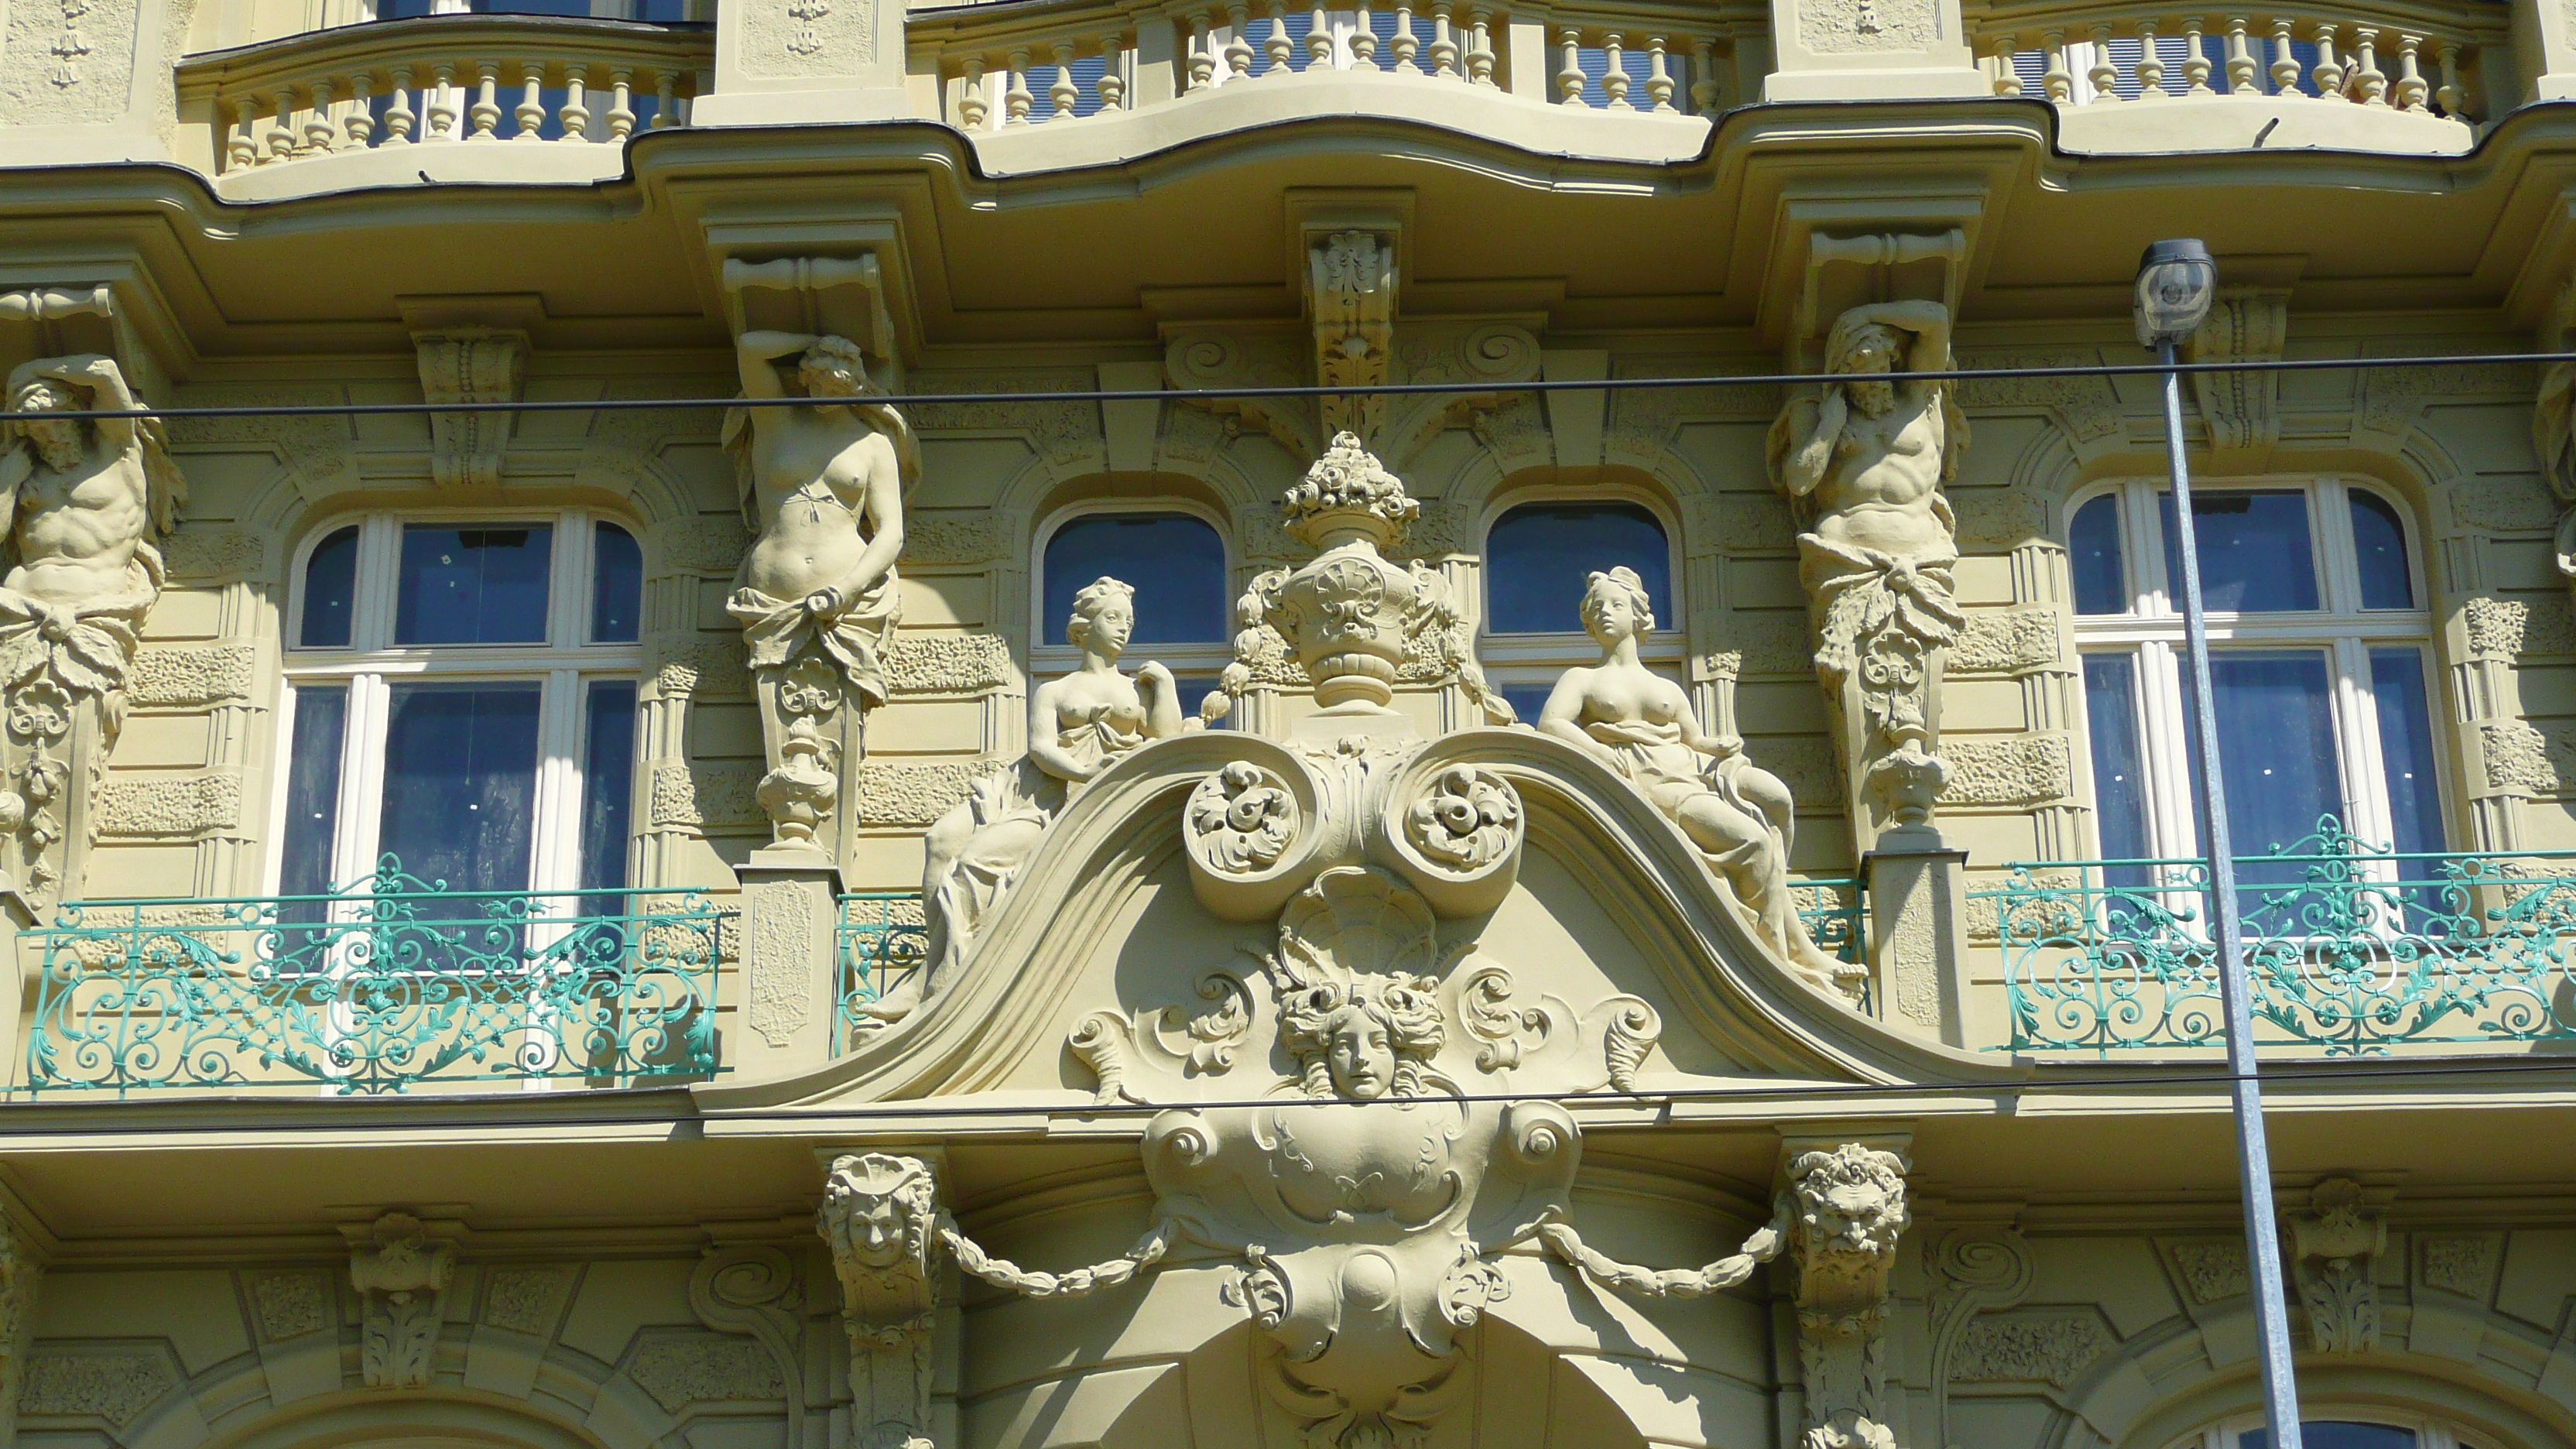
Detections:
2134,238,2306,1449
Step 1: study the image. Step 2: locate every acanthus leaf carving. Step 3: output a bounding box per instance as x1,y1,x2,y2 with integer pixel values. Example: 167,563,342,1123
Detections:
1307,230,1396,444
2285,1177,2386,1354
348,1211,454,1389
2184,286,2289,460
413,327,525,490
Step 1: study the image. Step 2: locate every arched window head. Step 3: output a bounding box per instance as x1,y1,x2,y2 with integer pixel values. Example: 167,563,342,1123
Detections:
1484,501,1671,636
1041,512,1227,646
2179,1409,2502,1449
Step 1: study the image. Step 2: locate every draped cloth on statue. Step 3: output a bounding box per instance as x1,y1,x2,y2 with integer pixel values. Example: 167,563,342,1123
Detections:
1583,718,1780,868
1797,532,1965,685
724,573,902,710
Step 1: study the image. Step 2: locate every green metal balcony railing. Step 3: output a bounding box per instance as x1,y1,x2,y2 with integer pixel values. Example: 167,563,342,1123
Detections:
1976,817,2576,1056
1797,876,1867,971
834,892,928,1056
20,857,721,1096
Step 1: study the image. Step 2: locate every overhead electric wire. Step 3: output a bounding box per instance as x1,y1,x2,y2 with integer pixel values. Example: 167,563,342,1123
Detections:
14,348,2576,423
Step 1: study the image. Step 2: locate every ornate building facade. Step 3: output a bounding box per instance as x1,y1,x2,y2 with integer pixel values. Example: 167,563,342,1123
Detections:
0,0,2574,1445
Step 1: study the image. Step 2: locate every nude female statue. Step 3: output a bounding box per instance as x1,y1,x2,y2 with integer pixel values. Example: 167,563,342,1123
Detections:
1536,567,1858,994
874,577,1184,1018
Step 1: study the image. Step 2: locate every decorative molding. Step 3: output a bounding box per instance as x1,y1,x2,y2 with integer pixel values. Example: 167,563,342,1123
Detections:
2285,1177,2385,1353
1951,609,2062,677
1927,1226,2035,1445
249,1270,333,1341
1954,351,2123,443
627,1333,789,1412
1949,1310,2115,1385
480,1267,570,1336
161,528,267,582
1307,230,1396,442
348,1211,454,1389
95,771,245,838
18,1351,175,1426
2165,1237,2249,1304
2361,360,2536,435
413,328,526,490
2184,287,2288,460
2463,597,2576,658
1937,736,2072,808
909,371,1099,470
883,633,1012,694
688,1246,807,1449
164,386,351,491
130,643,257,709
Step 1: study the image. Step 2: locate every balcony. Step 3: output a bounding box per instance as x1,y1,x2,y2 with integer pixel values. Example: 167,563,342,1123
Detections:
1978,817,2576,1057
17,857,721,1096
1966,0,2498,154
834,893,927,1057
173,15,710,199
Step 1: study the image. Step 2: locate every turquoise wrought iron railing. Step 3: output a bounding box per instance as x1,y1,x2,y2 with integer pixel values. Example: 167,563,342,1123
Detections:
1797,876,1867,968
834,892,928,1056
1977,816,2576,1055
21,856,721,1096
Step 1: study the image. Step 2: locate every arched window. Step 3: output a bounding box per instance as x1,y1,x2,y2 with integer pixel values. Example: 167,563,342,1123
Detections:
2175,1410,2502,1449
2068,479,2440,880
1035,509,1230,719
1481,498,1678,722
276,512,643,903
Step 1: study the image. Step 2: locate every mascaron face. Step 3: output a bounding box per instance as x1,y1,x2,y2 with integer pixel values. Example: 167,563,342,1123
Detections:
1325,1010,1396,1100
845,1194,912,1269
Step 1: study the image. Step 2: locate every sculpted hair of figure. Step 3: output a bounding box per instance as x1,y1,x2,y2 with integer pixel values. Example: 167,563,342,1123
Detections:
1279,984,1445,1099
1067,576,1136,649
1581,567,1656,635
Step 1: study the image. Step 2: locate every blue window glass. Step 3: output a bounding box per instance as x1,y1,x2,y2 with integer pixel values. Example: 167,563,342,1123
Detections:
2083,654,2150,867
300,526,361,648
1500,683,1554,725
2183,651,2342,889
2348,491,2414,610
580,680,638,920
278,684,349,901
2240,1423,2418,1449
591,522,642,643
1487,502,1670,635
2371,649,2442,857
379,682,542,894
2158,490,2318,613
396,524,553,646
380,0,593,15
1042,514,1226,646
2069,494,2126,615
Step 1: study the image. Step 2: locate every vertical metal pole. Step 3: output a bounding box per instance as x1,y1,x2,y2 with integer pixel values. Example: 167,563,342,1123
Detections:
2158,338,2306,1448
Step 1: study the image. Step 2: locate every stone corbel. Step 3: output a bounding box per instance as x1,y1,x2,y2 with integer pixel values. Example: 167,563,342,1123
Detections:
724,255,901,385
347,1212,455,1389
412,328,526,489
1306,229,1396,444
2184,284,2290,469
1779,1138,1913,1449
818,1153,944,1449
0,1204,43,1449
2284,1177,2387,1354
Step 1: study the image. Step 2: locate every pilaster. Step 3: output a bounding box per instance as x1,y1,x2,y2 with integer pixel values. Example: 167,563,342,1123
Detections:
1862,827,1971,1047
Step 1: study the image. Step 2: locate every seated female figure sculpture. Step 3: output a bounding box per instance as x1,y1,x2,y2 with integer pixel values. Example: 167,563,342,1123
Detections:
1535,567,1858,995
872,577,1184,1019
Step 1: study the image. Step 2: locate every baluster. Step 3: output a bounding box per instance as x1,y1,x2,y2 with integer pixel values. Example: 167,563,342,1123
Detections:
560,68,590,141
2352,26,2386,104
264,88,296,161
347,73,376,148
1467,4,1494,85
1050,40,1080,118
513,61,545,139
226,96,257,170
653,70,677,127
1985,32,2020,96
2224,15,2255,93
1308,2,1334,68
1269,1,1297,73
1691,36,1721,110
1225,2,1255,77
607,66,635,139
1186,13,1214,87
2394,32,2426,111
2312,22,2343,95
1098,34,1128,108
1393,0,1418,71
2182,15,2211,94
2435,39,2462,116
956,57,988,126
2136,22,2163,94
1350,4,1375,63
1006,46,1036,120
1557,26,1584,104
1602,33,1629,107
2087,22,2118,101
428,62,460,141
307,77,341,152
1429,2,1458,77
2270,16,2300,94
471,60,502,139
1645,34,1673,111
385,66,416,144
2042,29,2071,102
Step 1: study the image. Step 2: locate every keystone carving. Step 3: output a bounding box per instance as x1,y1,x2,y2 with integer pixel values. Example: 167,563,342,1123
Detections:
0,352,185,909
1768,300,1967,850
1307,230,1396,443
2285,1177,2386,1354
412,327,525,489
348,1212,454,1389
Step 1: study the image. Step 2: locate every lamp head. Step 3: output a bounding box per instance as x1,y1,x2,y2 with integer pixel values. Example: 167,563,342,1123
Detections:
2133,239,2217,351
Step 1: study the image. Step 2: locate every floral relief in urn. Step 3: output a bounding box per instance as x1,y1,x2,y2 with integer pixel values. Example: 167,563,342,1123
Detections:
1268,431,1425,715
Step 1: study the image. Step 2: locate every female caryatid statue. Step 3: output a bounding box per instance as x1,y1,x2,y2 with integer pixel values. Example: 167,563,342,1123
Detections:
873,577,1185,1020
1537,567,1858,995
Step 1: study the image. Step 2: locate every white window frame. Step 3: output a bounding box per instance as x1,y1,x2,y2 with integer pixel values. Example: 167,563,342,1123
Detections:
266,509,646,901
1477,489,1688,707
2069,474,2441,868
1029,501,1235,691
2175,1407,2499,1449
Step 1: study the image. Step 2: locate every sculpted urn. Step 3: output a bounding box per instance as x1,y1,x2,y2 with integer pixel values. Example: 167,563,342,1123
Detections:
1269,432,1426,713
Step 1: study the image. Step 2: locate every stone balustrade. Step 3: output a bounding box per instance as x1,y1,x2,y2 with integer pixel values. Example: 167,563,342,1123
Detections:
176,16,709,175
1968,1,2494,118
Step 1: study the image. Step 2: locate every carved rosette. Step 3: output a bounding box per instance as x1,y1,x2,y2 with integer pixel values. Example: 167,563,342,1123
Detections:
1185,762,1302,875
1404,765,1520,870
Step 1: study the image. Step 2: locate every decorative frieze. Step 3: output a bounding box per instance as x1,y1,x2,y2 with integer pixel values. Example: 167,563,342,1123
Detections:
2463,596,2576,658
94,771,244,838
2165,1238,2249,1303
626,1333,788,1412
909,371,1098,470
128,643,257,709
882,633,1012,694
653,637,754,698
249,1269,333,1341
163,387,351,492
2448,476,2561,533
2365,360,2535,435
1937,736,2072,809
1954,351,2124,443
1951,609,2062,677
647,517,752,577
160,528,266,582
17,1351,175,1426
2480,721,2574,794
1949,1311,2115,1385
480,1267,570,1336
903,515,1009,566
2419,1234,2499,1299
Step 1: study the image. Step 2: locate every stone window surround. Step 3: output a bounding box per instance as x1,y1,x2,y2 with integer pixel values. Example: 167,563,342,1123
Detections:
1026,496,1236,689
2067,473,2440,865
269,506,646,897
2174,1406,2505,1449
1473,481,1687,706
